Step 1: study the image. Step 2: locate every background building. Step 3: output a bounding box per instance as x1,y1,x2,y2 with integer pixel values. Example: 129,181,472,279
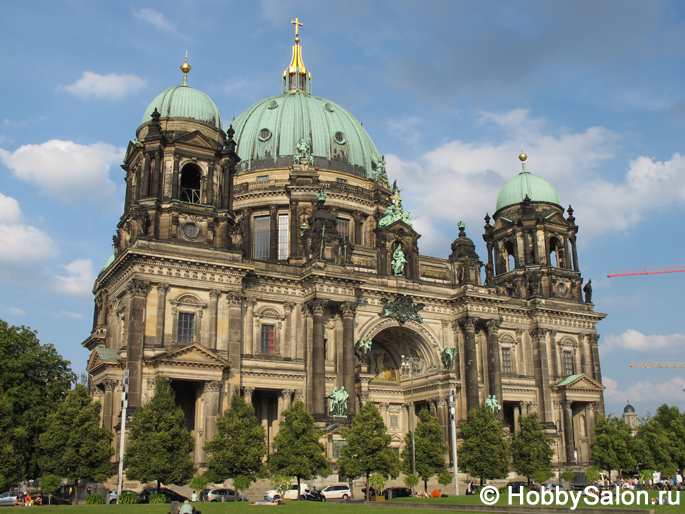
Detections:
84,29,606,472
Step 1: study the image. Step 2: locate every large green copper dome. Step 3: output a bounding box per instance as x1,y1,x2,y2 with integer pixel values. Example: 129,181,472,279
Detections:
232,93,381,177
142,85,222,129
495,169,561,212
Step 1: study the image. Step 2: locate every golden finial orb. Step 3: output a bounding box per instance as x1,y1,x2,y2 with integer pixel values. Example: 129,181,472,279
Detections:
181,61,191,74
519,151,527,162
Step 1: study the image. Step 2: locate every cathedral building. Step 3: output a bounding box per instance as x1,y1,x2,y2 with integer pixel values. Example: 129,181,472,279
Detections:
84,24,606,473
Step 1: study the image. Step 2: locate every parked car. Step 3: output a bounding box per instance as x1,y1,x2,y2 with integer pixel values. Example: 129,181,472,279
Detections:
542,483,569,492
320,484,350,500
204,488,248,502
0,491,20,507
106,489,139,504
264,483,308,501
139,488,188,503
382,487,413,500
506,482,528,493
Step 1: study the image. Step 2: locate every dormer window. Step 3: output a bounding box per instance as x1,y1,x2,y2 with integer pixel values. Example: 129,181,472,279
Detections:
180,164,201,204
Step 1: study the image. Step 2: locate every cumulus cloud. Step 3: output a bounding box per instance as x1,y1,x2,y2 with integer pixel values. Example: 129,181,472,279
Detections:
603,376,685,407
62,71,147,100
386,108,685,255
8,307,26,316
0,192,57,265
133,8,174,32
53,259,96,297
600,329,685,356
59,310,85,319
0,140,123,204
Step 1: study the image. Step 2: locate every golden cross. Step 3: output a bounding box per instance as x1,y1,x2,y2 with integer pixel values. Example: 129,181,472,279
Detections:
291,17,303,37
392,188,403,208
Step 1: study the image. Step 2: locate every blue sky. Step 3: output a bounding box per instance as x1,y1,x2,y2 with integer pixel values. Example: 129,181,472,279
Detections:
1,0,684,417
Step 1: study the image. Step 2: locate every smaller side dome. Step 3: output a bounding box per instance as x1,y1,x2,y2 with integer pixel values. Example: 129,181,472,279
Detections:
495,153,561,212
623,403,636,414
142,85,222,129
449,220,480,262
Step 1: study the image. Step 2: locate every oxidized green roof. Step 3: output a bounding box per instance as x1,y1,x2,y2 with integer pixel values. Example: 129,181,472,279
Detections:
99,254,115,274
95,347,121,361
495,170,561,212
232,93,381,178
142,85,222,129
556,373,584,387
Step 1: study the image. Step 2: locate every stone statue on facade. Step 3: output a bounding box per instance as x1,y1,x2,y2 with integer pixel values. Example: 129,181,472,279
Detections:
484,263,494,286
485,394,501,415
295,138,314,166
355,338,373,363
392,244,408,276
328,386,349,417
379,294,425,325
370,155,388,183
441,346,456,371
583,279,592,303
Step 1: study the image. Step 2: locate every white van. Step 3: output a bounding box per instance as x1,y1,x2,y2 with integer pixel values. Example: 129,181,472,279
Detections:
264,483,308,501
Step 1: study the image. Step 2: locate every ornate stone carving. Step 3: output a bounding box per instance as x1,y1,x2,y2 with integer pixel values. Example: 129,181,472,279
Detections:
329,386,349,417
243,386,254,402
102,379,118,392
204,381,222,393
281,389,293,401
355,338,373,362
301,303,312,318
441,346,456,371
294,389,304,402
308,298,328,315
437,397,447,407
209,289,221,300
157,283,170,294
587,334,600,346
283,302,295,313
486,319,501,334
379,402,389,411
530,328,550,341
127,279,150,297
459,317,476,332
339,302,357,318
378,294,425,325
357,391,370,404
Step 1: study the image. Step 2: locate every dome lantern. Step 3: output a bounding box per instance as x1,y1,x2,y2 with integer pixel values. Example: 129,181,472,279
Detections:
282,17,311,94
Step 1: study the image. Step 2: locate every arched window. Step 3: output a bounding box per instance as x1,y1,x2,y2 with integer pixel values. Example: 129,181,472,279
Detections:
180,164,201,204
504,241,515,272
549,237,563,267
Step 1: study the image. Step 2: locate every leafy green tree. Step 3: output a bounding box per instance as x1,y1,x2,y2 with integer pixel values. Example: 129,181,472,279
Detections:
590,415,635,479
204,390,266,502
458,405,510,486
510,413,554,484
651,404,685,469
628,436,655,471
0,319,75,479
269,401,330,495
438,471,453,487
40,474,62,505
401,408,448,491
38,385,114,505
124,378,195,491
189,473,210,492
560,470,576,487
0,392,25,490
404,473,419,489
338,402,400,501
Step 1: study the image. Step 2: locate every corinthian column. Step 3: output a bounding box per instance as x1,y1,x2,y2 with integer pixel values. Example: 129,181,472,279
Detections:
460,317,480,412
340,302,357,415
125,279,149,412
155,283,169,348
208,289,221,351
486,319,503,420
531,328,553,423
310,299,328,417
244,298,256,356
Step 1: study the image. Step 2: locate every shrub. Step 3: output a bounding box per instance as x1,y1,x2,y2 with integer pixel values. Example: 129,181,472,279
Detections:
86,494,105,505
369,473,387,493
119,492,139,504
561,471,576,484
149,493,167,504
438,472,453,486
403,474,419,488
190,474,210,491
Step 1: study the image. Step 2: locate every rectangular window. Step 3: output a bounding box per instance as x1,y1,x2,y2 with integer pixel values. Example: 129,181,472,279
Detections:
254,215,270,260
178,312,195,345
336,178,348,184
261,325,274,354
336,218,350,239
278,214,289,260
502,347,512,373
256,175,269,182
563,351,574,376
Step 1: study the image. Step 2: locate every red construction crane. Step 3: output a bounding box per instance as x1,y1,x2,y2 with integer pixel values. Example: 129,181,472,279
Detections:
607,265,685,277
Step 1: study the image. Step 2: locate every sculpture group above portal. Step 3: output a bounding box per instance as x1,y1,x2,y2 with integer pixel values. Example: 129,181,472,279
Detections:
328,386,349,417
378,182,414,229
379,294,425,325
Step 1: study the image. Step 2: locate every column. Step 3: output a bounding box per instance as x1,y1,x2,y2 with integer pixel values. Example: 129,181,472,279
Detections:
587,402,598,442
550,332,561,380
244,298,255,356
460,317,480,412
302,303,313,412
243,386,254,405
171,154,179,200
289,201,299,257
276,393,285,437
379,403,389,427
204,381,221,442
206,161,214,205
269,204,278,261
531,328,553,424
486,319,504,420
562,400,574,464
437,397,448,444
570,235,579,271
581,336,592,375
340,302,357,415
294,389,304,405
102,380,117,430
151,149,162,197
106,299,116,349
125,279,149,412
284,302,294,360
243,208,252,259
140,153,151,198
588,334,602,383
208,289,220,351
353,211,362,245
310,299,328,417
282,389,293,411
513,403,521,433
261,396,270,449
155,283,169,348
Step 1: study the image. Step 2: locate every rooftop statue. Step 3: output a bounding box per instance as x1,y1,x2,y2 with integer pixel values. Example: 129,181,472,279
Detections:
392,244,408,276
378,183,414,229
295,137,314,166
371,155,388,183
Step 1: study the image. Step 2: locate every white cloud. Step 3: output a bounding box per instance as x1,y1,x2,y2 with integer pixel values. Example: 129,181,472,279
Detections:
8,307,26,316
0,140,123,203
0,192,57,265
59,310,85,320
53,259,96,297
600,329,685,356
133,8,174,32
62,71,147,100
386,109,685,256
603,376,685,406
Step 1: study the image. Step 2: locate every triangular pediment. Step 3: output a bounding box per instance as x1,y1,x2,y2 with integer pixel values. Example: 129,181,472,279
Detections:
174,130,220,150
149,343,230,368
381,219,420,238
86,347,121,373
553,373,604,391
544,210,567,225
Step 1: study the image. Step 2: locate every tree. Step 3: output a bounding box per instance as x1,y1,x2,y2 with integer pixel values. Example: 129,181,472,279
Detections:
401,408,448,491
650,404,685,469
38,385,114,505
510,413,554,484
204,390,266,501
0,392,25,490
124,378,195,491
338,402,400,501
40,474,62,505
458,405,510,486
269,401,330,495
0,319,75,479
590,415,635,479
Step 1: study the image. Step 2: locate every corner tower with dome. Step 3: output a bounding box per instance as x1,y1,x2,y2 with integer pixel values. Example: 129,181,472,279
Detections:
83,22,607,485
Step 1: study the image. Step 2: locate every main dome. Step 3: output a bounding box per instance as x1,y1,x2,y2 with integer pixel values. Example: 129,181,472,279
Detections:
495,169,561,212
142,85,222,129
232,93,381,178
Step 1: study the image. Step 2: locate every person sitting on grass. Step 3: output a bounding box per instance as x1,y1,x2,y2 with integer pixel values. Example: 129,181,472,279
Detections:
180,500,193,514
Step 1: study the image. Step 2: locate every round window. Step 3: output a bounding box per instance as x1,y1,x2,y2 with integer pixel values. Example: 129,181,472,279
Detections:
182,222,200,240
258,128,272,141
267,100,278,109
334,131,346,144
324,102,335,112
